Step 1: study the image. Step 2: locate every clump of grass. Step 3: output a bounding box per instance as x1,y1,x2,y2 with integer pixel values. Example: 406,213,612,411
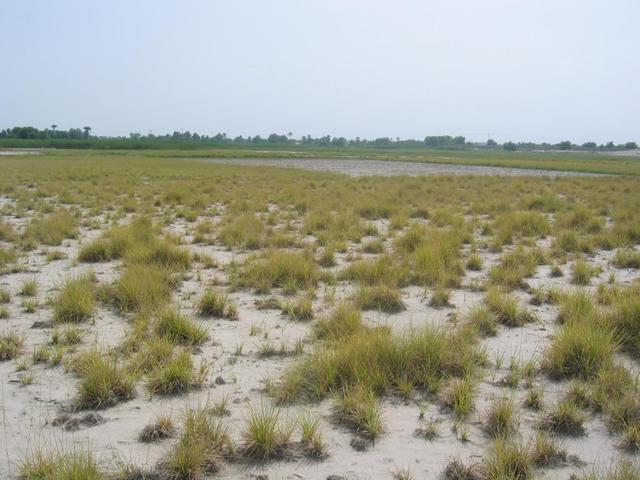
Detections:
231,250,318,293
574,461,640,480
362,239,385,254
313,302,365,341
442,459,484,480
485,288,535,327
21,299,37,313
483,437,533,480
572,258,600,285
19,278,38,297
317,247,336,267
0,306,9,319
164,405,233,478
333,386,383,439
466,254,483,274
355,285,405,313
139,414,175,442
609,289,640,358
484,396,517,437
219,213,265,249
0,331,24,360
489,248,540,289
466,305,498,337
23,210,77,246
539,399,586,436
198,288,238,319
614,249,640,269
621,423,640,452
280,324,480,403
429,284,452,308
53,274,95,323
529,432,567,466
523,389,543,411
542,316,616,379
19,446,102,480
241,402,294,459
73,350,135,408
0,287,10,303
550,264,563,277
147,351,207,395
46,250,67,262
556,290,595,324
441,376,476,418
154,309,208,346
51,326,82,346
78,238,113,262
105,264,173,312
341,255,408,288
281,295,314,320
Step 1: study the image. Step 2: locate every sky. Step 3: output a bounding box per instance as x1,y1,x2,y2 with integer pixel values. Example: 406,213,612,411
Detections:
1,0,639,144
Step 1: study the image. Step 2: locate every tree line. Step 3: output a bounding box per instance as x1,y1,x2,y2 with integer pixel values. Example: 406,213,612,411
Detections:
0,126,637,151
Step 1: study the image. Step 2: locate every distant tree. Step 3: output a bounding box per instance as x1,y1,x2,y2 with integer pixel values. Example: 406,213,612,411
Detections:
129,132,141,139
503,141,517,151
82,126,91,138
605,141,615,149
557,140,572,150
582,142,597,149
331,137,347,147
51,124,58,137
487,139,497,147
624,141,638,149
453,136,466,145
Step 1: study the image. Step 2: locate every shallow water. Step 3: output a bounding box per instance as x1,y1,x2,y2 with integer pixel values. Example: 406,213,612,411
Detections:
201,157,608,177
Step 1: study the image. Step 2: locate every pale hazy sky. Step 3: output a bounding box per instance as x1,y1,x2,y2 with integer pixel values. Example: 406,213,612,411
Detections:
1,0,638,143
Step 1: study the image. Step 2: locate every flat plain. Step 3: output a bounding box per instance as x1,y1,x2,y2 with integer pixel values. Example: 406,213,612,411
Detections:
0,150,639,479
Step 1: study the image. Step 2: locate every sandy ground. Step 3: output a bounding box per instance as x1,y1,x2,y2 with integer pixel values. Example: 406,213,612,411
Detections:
1,210,639,479
200,158,609,177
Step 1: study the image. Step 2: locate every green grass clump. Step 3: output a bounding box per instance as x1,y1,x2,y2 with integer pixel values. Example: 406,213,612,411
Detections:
73,350,135,408
19,278,38,296
154,309,208,346
281,295,314,320
572,258,600,285
609,287,640,358
466,305,498,337
485,288,535,327
0,331,24,360
493,211,551,245
0,287,10,303
362,239,385,254
529,432,567,467
341,255,408,288
218,213,265,249
231,250,319,293
466,253,483,271
539,399,586,435
241,403,294,459
489,248,540,289
573,461,640,480
333,386,383,439
429,284,452,308
51,326,83,346
164,405,233,478
355,285,405,313
198,288,238,319
556,290,595,324
147,351,207,395
80,218,190,270
281,323,480,404
20,447,103,480
139,414,175,443
542,316,616,379
53,274,95,323
441,376,476,418
105,264,173,312
313,302,365,341
484,396,517,437
614,249,640,269
483,437,533,480
23,210,77,246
